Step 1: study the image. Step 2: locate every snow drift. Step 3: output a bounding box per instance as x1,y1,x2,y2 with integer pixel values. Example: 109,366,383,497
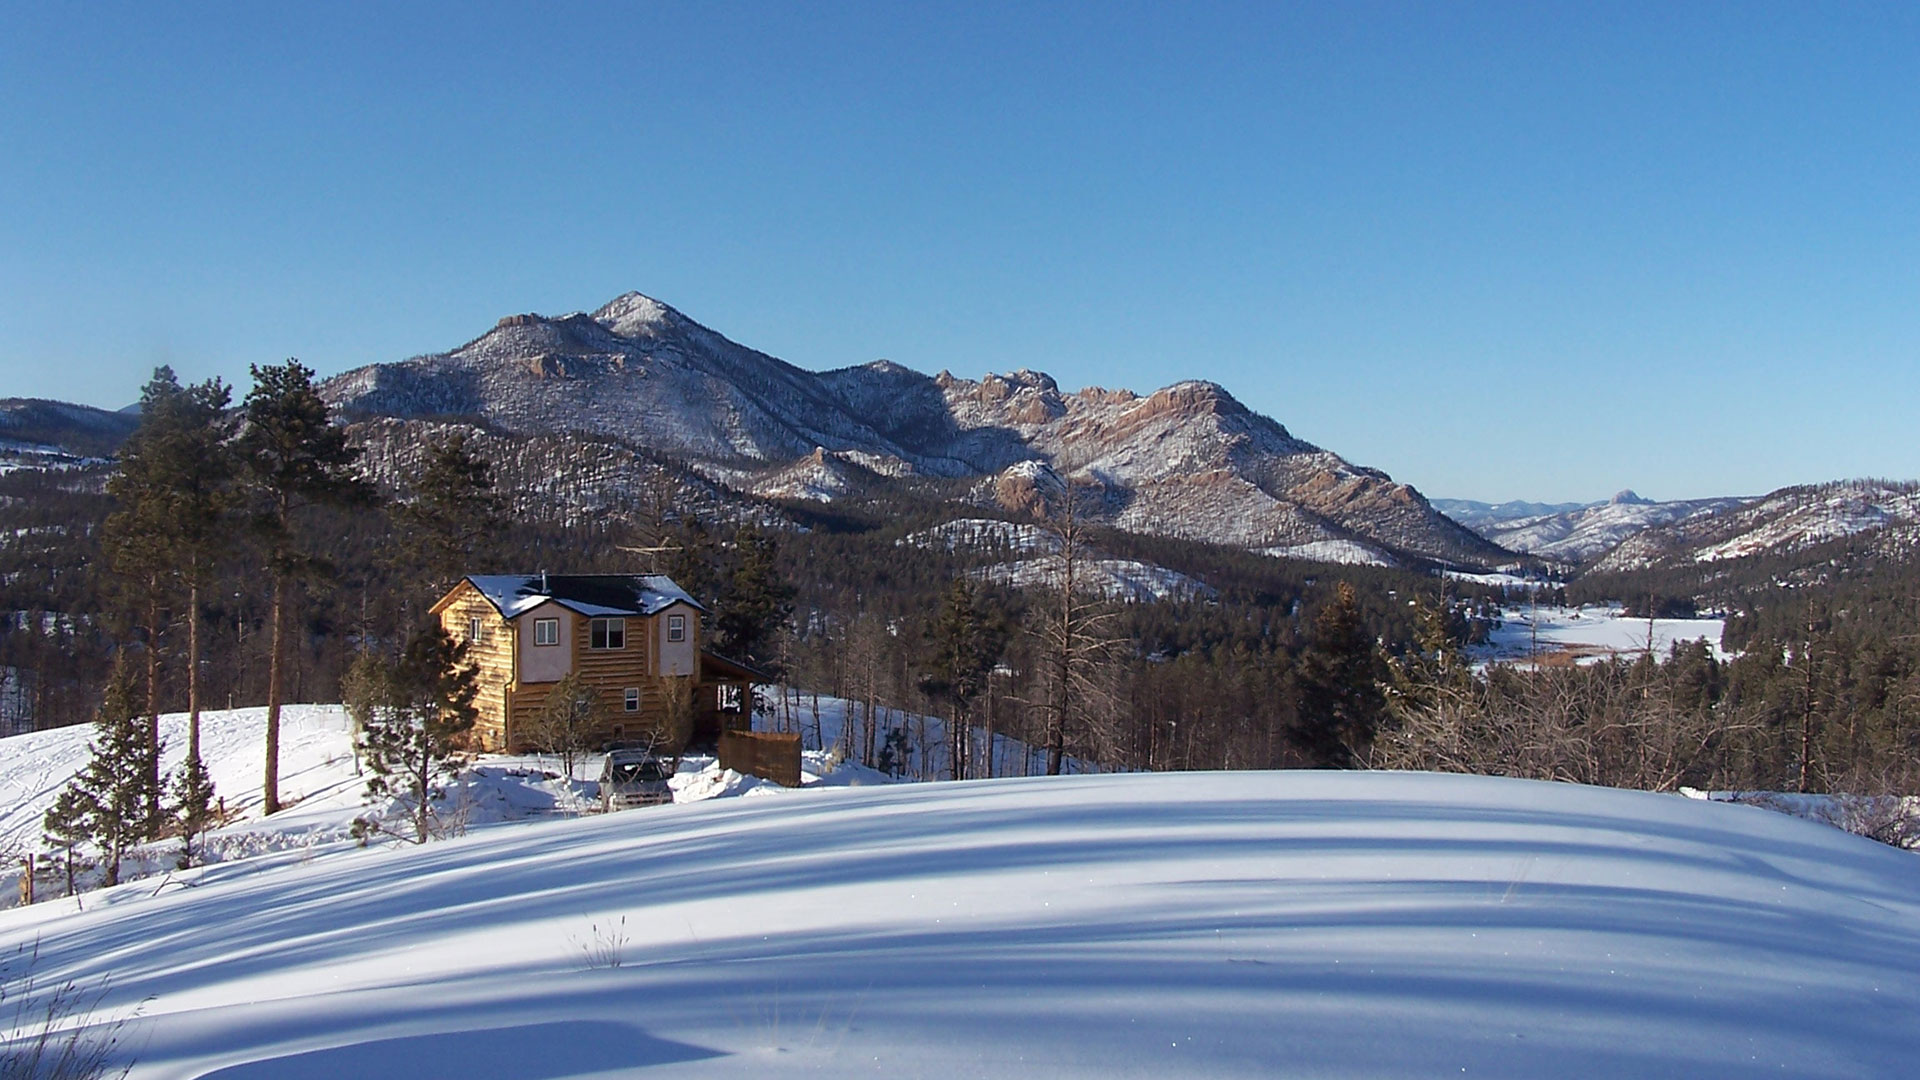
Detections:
4,769,1918,1077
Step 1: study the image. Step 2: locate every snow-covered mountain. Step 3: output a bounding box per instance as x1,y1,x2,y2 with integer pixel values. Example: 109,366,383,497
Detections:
1593,479,1920,571
1443,490,1754,565
321,292,1510,568
1431,497,1591,528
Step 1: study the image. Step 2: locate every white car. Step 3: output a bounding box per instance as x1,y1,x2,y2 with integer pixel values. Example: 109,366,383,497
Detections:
598,749,675,811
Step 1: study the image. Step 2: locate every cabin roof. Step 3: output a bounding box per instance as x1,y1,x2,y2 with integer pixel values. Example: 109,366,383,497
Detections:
701,648,772,683
454,574,707,620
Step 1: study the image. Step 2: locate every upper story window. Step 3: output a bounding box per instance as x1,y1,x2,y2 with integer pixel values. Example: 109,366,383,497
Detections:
533,617,560,647
468,616,484,643
667,613,687,643
590,617,626,650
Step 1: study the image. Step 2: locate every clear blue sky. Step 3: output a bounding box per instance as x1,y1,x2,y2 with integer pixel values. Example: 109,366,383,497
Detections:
3,2,1916,502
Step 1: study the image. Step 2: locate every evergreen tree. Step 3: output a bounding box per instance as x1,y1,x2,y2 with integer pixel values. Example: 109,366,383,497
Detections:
102,367,234,825
171,752,217,869
392,431,508,599
240,359,374,815
356,622,479,844
713,528,796,668
41,787,87,897
46,661,156,887
340,646,393,775
1290,582,1387,768
922,578,1006,779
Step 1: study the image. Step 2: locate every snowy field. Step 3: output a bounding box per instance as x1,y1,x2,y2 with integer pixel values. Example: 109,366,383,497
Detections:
3,769,1919,1077
0,703,891,904
1477,604,1727,665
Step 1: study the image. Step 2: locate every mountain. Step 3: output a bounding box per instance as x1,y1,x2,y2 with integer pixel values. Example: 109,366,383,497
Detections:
1445,489,1754,565
1591,479,1920,572
0,398,139,470
322,292,1511,569
1431,497,1592,528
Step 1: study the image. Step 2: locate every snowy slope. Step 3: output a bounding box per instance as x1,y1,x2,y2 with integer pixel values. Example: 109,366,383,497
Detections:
1595,480,1920,571
0,705,361,861
0,704,893,901
1471,491,1751,564
973,554,1218,603
5,770,1920,1077
899,518,1217,602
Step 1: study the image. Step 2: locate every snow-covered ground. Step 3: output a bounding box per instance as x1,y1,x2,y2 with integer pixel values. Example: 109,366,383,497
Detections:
4,769,1920,1077
1477,604,1727,665
1260,538,1397,567
972,554,1217,603
0,704,890,905
899,518,1216,602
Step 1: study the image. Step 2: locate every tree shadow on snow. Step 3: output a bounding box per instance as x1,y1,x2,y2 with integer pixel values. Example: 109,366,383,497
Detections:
192,1019,721,1079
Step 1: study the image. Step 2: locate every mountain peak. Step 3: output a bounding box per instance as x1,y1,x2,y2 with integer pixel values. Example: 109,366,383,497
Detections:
592,291,686,338
1610,489,1652,506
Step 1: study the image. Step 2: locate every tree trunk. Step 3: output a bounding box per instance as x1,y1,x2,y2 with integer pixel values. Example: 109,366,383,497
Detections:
188,577,202,762
146,589,163,829
264,573,286,815
415,728,430,844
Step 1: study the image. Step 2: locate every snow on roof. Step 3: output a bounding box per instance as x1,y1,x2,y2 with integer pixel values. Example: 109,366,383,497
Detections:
461,574,706,620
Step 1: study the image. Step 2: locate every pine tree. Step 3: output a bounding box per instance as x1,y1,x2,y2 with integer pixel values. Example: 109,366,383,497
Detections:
713,528,796,668
923,578,1006,780
48,661,156,887
103,367,233,827
391,431,507,599
356,622,479,844
171,753,217,869
41,788,87,897
240,359,375,815
1290,582,1388,768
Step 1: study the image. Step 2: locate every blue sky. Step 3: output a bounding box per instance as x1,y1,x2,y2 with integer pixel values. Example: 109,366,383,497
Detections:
3,2,1916,502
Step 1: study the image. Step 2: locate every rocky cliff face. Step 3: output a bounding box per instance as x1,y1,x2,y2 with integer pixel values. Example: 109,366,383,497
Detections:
321,292,1514,569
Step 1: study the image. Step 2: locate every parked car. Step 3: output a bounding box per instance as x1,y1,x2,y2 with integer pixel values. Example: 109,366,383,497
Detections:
598,749,675,811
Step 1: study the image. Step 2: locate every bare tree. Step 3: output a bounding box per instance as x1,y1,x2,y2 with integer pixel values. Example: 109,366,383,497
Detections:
1027,485,1123,776
527,672,598,783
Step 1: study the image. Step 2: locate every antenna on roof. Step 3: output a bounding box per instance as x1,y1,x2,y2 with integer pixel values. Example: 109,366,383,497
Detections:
615,544,683,575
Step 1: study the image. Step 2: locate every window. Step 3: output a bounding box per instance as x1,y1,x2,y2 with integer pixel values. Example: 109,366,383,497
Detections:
533,618,560,646
624,687,640,712
667,614,686,643
590,617,625,650
468,616,484,643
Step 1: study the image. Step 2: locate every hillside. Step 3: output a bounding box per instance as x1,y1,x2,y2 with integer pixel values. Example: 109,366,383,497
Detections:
0,398,138,471
319,292,1511,569
4,769,1918,1077
1594,479,1920,572
1450,490,1753,565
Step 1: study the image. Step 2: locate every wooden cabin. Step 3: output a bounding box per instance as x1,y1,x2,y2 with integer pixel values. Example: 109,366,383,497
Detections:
430,574,764,754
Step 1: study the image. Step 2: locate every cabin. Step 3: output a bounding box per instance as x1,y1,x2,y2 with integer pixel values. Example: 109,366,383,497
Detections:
430,573,764,754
